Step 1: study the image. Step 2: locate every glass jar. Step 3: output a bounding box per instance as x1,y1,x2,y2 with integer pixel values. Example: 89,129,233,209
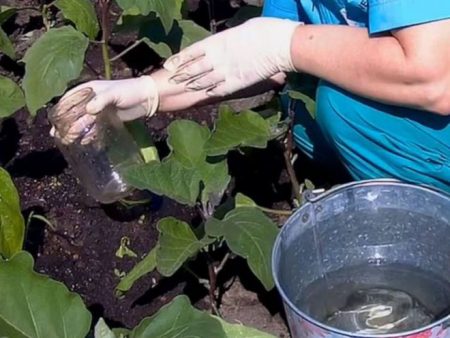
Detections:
48,88,144,204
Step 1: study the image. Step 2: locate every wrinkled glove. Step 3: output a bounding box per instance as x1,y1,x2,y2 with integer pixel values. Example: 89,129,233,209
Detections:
163,17,300,97
50,76,159,145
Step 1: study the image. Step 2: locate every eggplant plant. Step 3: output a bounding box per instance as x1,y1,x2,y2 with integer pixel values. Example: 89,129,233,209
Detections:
0,166,277,337
0,0,210,117
114,104,295,314
0,0,318,335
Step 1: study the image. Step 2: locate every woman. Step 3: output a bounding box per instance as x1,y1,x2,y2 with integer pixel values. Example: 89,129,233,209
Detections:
54,0,450,192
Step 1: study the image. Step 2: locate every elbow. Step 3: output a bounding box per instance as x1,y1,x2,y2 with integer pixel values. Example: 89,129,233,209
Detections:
408,64,450,116
419,81,450,116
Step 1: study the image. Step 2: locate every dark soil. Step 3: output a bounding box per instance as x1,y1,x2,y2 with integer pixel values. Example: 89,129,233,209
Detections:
0,0,342,336
2,109,291,335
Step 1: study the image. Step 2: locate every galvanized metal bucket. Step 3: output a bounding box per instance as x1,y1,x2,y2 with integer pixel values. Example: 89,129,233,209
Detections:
272,179,450,338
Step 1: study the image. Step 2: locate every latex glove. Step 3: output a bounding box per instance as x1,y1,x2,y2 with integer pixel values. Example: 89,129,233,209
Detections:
50,76,159,145
163,17,300,97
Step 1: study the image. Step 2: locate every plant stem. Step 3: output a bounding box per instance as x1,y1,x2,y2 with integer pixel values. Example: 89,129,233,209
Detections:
99,0,112,79
110,39,144,62
207,260,220,315
283,99,302,205
205,0,217,33
41,4,50,30
214,252,231,274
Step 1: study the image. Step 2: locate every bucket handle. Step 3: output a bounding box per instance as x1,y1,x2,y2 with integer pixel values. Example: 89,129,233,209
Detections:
301,178,449,204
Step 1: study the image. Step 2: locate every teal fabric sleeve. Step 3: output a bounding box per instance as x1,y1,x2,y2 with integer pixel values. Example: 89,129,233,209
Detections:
369,0,450,33
262,0,302,21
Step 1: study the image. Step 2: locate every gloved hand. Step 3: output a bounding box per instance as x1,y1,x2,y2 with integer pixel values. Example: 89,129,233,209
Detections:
163,17,300,97
50,76,159,145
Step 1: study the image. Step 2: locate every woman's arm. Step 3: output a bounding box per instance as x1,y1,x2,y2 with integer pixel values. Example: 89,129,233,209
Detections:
290,20,450,115
164,17,450,116
151,69,285,112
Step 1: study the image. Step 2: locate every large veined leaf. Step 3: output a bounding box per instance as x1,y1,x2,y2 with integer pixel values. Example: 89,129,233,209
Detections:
115,245,158,296
0,27,15,59
125,119,231,206
206,207,279,290
138,18,210,58
130,295,274,338
167,120,210,168
205,105,272,156
199,160,230,206
156,217,212,276
116,0,183,33
0,75,25,118
124,158,201,206
22,26,88,115
0,167,24,258
55,0,99,39
0,251,91,337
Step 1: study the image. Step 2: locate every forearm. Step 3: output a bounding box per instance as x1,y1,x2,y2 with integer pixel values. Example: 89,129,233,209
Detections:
150,69,286,112
290,24,450,114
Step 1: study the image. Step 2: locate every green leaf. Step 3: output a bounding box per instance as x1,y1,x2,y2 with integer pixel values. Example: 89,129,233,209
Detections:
287,90,316,119
22,26,89,115
0,167,24,258
206,207,278,290
205,105,272,156
116,0,183,33
199,160,230,206
95,318,117,338
124,157,201,206
115,245,158,296
177,20,210,51
142,37,172,59
226,6,262,27
115,236,138,258
167,120,210,168
112,328,131,337
235,192,257,208
156,217,210,276
131,295,274,338
124,118,231,207
0,251,91,337
0,27,15,59
0,7,16,25
0,75,25,118
139,18,210,58
219,317,276,337
55,0,100,39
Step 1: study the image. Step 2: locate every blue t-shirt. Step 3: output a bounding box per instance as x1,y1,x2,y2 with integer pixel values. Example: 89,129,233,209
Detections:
262,0,450,34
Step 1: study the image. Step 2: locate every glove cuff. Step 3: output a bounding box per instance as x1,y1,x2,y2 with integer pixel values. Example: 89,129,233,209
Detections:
140,75,160,117
278,20,303,73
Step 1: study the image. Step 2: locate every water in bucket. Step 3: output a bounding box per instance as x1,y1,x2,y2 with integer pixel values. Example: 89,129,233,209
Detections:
272,181,450,338
296,262,450,334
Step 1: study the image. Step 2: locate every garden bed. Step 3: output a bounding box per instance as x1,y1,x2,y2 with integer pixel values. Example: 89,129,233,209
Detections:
0,0,339,336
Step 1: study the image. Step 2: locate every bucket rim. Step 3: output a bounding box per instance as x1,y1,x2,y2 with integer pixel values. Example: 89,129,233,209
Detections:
272,178,450,338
